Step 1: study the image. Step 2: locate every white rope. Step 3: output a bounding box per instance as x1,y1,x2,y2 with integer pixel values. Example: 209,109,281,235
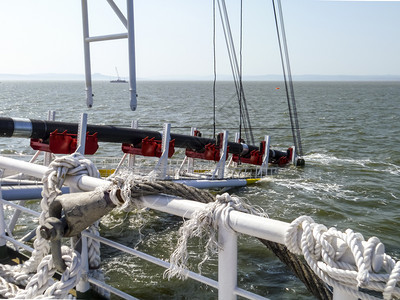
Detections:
0,152,107,299
164,193,267,280
13,246,81,299
107,171,144,211
285,215,400,300
0,277,20,298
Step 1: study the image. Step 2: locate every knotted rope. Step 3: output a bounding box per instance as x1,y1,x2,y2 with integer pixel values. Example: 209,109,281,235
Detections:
285,215,400,300
13,246,81,299
0,153,104,299
162,192,267,280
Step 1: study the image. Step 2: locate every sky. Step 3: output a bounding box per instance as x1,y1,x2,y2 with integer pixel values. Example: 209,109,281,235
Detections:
0,0,399,79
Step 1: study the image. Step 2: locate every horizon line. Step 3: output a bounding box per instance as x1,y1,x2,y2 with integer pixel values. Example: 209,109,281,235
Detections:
1,73,399,81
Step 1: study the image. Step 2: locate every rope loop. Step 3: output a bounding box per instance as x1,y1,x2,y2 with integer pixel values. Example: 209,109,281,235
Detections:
285,215,314,255
383,261,400,300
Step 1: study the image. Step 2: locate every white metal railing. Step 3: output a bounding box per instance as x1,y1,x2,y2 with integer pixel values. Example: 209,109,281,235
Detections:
0,193,273,299
0,155,361,299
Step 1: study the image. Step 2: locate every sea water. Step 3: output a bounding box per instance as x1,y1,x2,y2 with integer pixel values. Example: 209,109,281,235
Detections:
0,80,399,299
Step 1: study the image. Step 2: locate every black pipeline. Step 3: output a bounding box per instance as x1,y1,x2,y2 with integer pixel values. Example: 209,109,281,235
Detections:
0,117,289,159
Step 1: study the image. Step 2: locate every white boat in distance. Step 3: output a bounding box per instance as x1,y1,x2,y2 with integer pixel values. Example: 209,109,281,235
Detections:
110,67,128,83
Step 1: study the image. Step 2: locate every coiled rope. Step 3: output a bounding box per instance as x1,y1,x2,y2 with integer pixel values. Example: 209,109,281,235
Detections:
285,216,400,300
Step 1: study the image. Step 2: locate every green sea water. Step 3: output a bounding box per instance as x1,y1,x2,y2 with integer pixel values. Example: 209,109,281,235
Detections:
0,80,399,299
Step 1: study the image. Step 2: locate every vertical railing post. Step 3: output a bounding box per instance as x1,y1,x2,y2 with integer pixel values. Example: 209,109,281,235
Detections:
75,234,91,297
76,113,88,156
0,180,8,259
213,130,229,179
81,0,93,108
291,146,297,166
258,135,270,176
127,0,137,111
152,123,171,179
159,123,171,179
128,120,138,168
44,110,56,166
187,127,196,173
218,220,237,299
227,132,240,168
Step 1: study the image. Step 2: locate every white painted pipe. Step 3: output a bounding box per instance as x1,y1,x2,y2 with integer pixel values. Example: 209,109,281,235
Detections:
1,185,69,200
0,156,287,244
81,0,93,108
0,156,106,192
106,0,128,28
85,33,128,43
127,0,137,111
0,189,6,247
218,223,237,299
0,155,374,273
175,179,248,189
75,235,91,294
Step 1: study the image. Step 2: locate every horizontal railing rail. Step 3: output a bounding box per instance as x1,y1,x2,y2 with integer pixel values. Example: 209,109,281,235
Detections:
0,155,362,299
0,193,269,299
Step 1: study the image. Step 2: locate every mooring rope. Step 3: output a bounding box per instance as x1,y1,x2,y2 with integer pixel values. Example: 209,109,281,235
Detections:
285,216,400,300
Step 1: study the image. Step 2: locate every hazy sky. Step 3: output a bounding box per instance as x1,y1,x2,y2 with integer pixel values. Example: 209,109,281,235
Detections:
0,0,399,79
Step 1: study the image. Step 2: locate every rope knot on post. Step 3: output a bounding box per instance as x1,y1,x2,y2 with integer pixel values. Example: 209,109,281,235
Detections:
164,192,266,280
285,215,400,299
106,172,149,212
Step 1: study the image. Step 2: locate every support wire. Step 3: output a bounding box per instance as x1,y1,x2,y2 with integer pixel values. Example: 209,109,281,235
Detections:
216,0,255,145
272,0,304,156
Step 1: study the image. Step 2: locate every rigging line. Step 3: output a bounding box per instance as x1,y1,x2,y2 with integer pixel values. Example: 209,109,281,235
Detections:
272,0,303,156
224,0,254,145
216,0,243,138
216,0,239,93
213,0,217,139
239,0,243,82
276,0,303,156
218,0,241,99
239,0,254,145
239,0,244,142
217,0,254,145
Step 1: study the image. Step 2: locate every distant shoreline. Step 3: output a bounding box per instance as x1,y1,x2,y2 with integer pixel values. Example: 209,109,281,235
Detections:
0,73,399,82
